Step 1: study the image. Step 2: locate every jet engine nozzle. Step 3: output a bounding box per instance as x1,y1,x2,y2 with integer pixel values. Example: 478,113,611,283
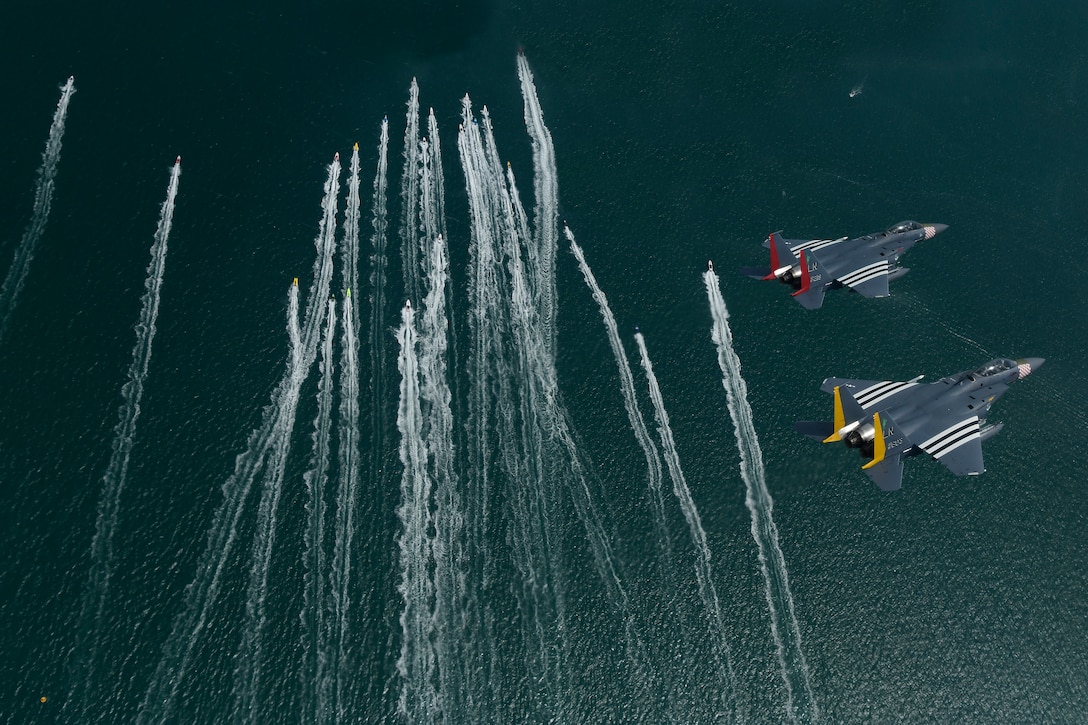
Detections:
844,422,876,450
777,264,804,289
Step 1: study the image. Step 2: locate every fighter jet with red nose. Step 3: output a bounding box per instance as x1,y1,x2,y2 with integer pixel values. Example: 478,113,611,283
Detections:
741,220,947,309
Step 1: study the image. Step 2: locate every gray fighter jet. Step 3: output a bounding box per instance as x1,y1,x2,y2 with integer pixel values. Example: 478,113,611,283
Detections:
740,221,947,309
795,357,1043,490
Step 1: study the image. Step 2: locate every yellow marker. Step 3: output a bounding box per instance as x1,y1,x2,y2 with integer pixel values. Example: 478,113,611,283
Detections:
292,277,298,286
823,386,846,443
40,697,47,703
862,414,886,470
353,142,359,151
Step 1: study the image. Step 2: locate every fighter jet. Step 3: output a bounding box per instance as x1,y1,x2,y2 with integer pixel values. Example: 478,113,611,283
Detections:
795,357,1043,490
741,221,947,309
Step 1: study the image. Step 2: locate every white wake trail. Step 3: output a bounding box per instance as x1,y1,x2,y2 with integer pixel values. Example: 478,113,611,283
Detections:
400,79,423,306
0,76,76,342
704,267,818,724
482,102,654,715
394,302,441,721
504,163,533,279
369,118,391,482
74,157,180,717
566,227,670,561
634,331,739,716
427,109,448,244
343,142,362,310
233,154,340,722
300,300,337,723
366,121,393,712
138,281,298,724
420,233,471,718
418,137,437,283
461,104,563,713
516,54,559,358
140,154,340,724
331,293,361,721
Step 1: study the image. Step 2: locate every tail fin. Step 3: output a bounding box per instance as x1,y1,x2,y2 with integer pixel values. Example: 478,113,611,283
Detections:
764,231,799,279
861,412,889,470
822,385,867,443
814,387,914,491
791,249,828,310
861,411,911,491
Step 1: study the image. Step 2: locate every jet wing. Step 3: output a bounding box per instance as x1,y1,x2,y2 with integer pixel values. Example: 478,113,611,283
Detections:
838,260,890,298
819,378,922,412
814,244,890,298
914,414,985,476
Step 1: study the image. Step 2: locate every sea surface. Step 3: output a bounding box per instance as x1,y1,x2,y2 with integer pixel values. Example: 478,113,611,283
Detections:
2,1,1087,723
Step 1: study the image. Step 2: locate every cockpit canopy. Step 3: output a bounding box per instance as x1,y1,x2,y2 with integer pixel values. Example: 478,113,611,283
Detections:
975,358,1017,377
887,221,921,234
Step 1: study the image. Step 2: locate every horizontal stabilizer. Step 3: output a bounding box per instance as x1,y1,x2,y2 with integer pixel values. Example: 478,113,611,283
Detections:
862,412,912,490
795,421,833,441
792,285,826,310
740,265,772,280
864,454,904,491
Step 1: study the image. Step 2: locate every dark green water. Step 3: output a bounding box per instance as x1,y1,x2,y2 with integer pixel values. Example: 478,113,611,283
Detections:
3,1,1087,722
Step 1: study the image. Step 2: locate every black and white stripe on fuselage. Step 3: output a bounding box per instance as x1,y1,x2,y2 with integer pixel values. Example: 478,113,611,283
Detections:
787,236,849,254
838,260,890,289
919,417,981,460
854,379,919,409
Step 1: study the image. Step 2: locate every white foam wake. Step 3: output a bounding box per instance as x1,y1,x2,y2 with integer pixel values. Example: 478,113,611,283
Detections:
233,154,340,721
74,157,180,717
567,227,670,560
0,76,76,341
400,79,422,306
368,117,391,486
394,302,441,721
300,300,337,723
137,281,299,724
479,98,655,716
139,154,340,723
331,294,360,721
704,267,818,723
426,109,448,245
634,331,739,716
343,141,362,311
459,102,563,713
420,233,473,719
516,54,559,358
